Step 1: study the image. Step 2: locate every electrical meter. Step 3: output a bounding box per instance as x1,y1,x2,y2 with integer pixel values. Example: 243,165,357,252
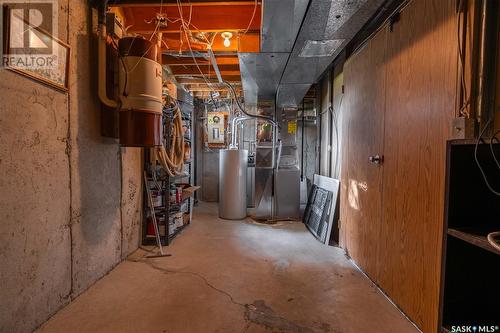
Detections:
207,112,226,144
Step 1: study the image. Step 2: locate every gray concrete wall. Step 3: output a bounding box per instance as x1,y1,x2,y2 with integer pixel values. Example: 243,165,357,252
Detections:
0,2,142,332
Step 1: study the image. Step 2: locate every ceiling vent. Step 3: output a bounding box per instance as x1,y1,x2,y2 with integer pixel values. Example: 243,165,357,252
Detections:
299,39,345,57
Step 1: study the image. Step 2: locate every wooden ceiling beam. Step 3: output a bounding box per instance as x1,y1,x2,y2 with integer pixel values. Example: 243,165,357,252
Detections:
175,74,241,82
192,91,233,98
163,55,239,66
117,4,261,34
173,70,241,81
158,33,258,52
173,70,240,77
170,64,239,72
111,2,260,8
184,83,241,89
185,87,241,92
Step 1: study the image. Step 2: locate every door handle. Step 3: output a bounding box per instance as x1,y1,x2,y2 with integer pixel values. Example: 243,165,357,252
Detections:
369,155,384,165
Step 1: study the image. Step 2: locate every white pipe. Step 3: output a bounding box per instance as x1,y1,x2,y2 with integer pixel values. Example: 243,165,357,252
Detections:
98,25,118,108
275,139,282,171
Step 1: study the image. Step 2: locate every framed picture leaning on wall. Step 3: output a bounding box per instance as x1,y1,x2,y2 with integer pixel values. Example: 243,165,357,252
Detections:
2,4,69,91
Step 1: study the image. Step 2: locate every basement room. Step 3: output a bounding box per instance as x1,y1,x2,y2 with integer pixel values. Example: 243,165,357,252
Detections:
0,0,499,332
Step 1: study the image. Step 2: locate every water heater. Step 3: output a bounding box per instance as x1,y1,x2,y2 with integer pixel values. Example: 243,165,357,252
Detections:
117,37,163,147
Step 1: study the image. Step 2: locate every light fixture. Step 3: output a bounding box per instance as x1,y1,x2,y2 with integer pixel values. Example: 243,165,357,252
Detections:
221,32,233,48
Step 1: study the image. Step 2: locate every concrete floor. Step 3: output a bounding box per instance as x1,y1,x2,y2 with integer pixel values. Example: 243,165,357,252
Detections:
36,203,419,333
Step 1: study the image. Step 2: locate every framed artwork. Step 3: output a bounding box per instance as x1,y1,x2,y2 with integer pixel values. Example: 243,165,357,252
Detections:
2,5,70,91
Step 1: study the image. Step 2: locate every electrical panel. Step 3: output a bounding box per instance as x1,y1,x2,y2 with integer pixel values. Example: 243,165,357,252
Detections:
207,112,226,144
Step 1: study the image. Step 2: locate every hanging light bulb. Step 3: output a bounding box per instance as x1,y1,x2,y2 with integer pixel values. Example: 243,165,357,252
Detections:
221,32,232,48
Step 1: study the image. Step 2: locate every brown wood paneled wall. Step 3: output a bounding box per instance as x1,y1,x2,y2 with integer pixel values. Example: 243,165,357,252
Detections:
339,0,458,332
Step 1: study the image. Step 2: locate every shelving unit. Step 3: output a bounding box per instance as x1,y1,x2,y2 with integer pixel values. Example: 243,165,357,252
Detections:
440,140,500,331
142,92,196,246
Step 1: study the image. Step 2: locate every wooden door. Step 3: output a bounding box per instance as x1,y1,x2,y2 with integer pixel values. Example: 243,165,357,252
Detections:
378,1,457,332
340,29,387,281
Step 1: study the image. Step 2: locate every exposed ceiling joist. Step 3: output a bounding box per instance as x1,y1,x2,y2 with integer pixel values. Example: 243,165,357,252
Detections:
158,33,259,52
109,1,262,94
163,55,239,66
185,87,241,92
120,3,261,34
170,64,239,74
110,1,260,8
176,74,242,82
176,77,241,84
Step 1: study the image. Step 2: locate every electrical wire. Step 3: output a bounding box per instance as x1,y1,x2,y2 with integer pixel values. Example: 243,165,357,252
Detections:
152,1,227,102
474,117,500,196
489,129,500,169
174,0,218,93
223,80,278,126
124,33,159,75
110,38,129,97
241,0,258,36
457,0,470,118
332,94,343,177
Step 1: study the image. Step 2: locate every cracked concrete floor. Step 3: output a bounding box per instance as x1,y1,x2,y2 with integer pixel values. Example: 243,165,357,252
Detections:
36,202,419,333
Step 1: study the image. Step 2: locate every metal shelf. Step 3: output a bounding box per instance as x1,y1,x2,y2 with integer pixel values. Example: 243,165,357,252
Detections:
142,95,194,247
169,222,189,241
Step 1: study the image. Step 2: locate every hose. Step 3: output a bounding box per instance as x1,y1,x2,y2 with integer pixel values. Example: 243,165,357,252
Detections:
151,106,185,177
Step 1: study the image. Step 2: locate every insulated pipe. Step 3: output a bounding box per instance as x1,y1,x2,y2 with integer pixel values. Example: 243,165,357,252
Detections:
98,25,118,109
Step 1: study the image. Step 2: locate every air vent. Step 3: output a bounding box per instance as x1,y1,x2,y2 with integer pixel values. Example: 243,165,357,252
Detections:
298,39,344,57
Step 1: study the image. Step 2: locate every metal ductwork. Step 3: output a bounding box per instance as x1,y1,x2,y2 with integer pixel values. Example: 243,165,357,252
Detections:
239,0,309,108
239,0,387,109
238,0,390,220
